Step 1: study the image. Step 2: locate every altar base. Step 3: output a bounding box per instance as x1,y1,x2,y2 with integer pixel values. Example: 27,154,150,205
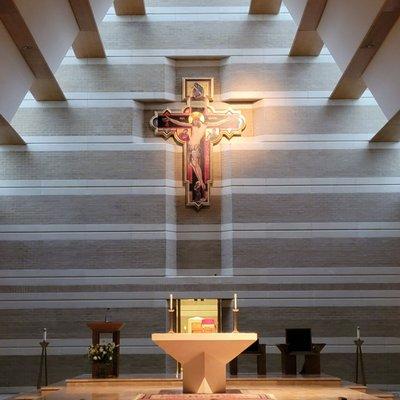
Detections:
151,332,257,394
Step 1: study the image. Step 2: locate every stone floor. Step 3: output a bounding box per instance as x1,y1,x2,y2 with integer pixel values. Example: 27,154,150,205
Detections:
3,375,398,400
11,375,387,400
37,384,383,400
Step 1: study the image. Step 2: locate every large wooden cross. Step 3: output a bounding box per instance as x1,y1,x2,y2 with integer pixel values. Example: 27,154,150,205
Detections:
150,78,246,210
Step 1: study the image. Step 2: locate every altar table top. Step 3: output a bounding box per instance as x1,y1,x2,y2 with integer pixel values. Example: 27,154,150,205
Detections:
152,332,257,362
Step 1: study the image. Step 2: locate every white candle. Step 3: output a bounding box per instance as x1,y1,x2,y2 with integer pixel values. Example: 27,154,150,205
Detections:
357,326,360,340
169,294,173,310
43,328,47,342
234,293,238,310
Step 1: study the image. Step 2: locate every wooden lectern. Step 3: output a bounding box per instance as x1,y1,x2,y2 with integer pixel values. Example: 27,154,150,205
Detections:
87,322,125,378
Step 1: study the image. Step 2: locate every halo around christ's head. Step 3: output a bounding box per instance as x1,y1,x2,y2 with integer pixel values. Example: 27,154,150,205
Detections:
188,112,205,124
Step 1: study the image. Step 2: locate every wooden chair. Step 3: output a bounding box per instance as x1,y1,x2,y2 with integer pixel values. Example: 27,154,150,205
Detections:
229,339,267,375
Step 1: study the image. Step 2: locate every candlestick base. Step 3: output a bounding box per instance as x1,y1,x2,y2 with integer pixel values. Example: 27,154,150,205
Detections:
37,341,49,389
232,308,239,333
168,309,175,333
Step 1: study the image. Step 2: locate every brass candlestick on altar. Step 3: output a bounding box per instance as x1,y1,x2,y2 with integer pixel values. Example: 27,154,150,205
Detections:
168,309,175,333
36,340,49,389
232,308,239,333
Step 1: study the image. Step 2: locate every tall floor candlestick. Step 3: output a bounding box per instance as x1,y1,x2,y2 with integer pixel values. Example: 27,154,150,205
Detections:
37,339,49,389
354,338,366,385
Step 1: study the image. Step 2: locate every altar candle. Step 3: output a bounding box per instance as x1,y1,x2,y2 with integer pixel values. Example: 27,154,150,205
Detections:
43,328,47,342
357,326,360,340
234,293,238,310
169,294,173,310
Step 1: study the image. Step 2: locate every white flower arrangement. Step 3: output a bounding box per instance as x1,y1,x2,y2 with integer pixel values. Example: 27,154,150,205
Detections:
87,342,116,363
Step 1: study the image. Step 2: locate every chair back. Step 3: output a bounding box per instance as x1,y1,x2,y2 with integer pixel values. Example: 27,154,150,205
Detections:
285,328,312,353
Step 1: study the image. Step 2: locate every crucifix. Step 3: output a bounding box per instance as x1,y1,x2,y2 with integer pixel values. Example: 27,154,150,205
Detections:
150,78,246,210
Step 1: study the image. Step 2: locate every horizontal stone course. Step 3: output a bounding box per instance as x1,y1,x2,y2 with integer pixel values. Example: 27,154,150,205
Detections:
2,282,400,293
239,307,400,338
222,63,340,91
233,238,400,268
0,240,168,269
99,20,295,49
0,308,165,339
0,195,167,225
1,237,398,270
231,192,400,223
0,151,171,180
225,149,400,179
11,108,136,136
3,191,398,225
252,105,386,135
56,64,175,93
2,306,400,347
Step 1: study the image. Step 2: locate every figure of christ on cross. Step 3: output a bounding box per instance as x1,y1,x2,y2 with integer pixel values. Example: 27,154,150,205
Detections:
165,111,231,196
150,97,246,209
